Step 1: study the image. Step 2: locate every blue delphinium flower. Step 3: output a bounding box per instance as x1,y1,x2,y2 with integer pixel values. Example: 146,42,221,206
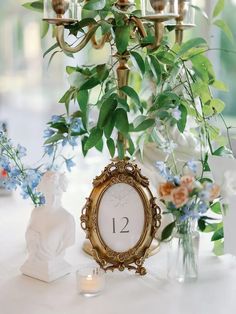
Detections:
43,128,55,139
51,115,61,123
199,190,210,202
24,169,42,189
180,203,200,222
68,136,78,148
156,161,174,181
0,156,11,172
187,159,198,174
198,201,208,214
65,158,76,172
16,144,27,158
71,118,82,133
4,178,18,190
44,144,54,156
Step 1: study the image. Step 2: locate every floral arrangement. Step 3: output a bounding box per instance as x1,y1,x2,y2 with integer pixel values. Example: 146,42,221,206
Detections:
0,115,83,205
156,160,222,244
0,127,44,205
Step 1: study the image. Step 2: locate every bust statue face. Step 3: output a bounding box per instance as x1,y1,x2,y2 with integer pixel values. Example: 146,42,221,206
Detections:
37,171,68,206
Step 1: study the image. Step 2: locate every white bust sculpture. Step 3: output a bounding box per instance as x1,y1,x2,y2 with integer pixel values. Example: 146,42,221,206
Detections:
21,171,76,282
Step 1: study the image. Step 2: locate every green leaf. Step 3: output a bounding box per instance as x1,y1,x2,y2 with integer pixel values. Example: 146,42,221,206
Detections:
128,137,135,156
177,104,187,133
198,218,206,232
83,0,106,11
191,54,215,83
77,90,88,112
156,51,175,65
203,223,220,233
191,5,208,20
148,55,162,84
213,19,234,43
115,109,129,134
80,77,100,90
59,88,75,114
95,138,104,152
133,119,155,132
40,21,49,38
117,140,125,159
120,86,140,108
100,20,112,34
210,98,225,114
130,51,145,76
213,146,233,157
84,128,103,150
107,138,115,157
213,239,224,256
96,64,109,82
81,136,89,157
117,97,129,112
211,202,222,215
211,227,224,241
66,66,76,75
212,80,228,91
161,221,176,241
115,25,130,54
177,38,207,57
213,0,225,18
77,90,89,129
98,97,117,128
104,113,116,139
44,133,64,145
43,42,59,58
22,1,43,12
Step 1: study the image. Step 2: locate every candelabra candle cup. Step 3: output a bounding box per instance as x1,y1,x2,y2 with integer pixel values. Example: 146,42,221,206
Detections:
76,267,105,297
44,0,79,23
52,0,69,17
150,0,166,13
142,0,178,21
167,0,195,26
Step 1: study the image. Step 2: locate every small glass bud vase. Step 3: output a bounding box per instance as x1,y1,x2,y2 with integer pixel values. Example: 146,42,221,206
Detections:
167,217,200,283
43,0,79,24
141,0,179,21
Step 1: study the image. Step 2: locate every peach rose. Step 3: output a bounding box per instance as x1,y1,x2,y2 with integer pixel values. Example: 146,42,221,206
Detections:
159,182,175,200
210,184,220,201
180,175,195,192
171,186,189,208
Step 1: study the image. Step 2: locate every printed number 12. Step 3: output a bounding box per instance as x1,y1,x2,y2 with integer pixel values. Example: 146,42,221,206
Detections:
112,217,129,233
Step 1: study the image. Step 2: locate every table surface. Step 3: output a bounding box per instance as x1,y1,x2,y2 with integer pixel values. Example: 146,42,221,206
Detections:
0,188,236,314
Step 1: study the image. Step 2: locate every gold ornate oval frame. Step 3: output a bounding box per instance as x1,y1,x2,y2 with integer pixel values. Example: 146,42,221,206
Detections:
81,159,161,275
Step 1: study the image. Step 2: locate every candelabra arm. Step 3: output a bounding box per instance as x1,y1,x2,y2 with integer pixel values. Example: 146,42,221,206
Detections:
175,27,184,45
151,21,164,49
91,32,110,49
56,24,99,53
116,54,130,155
130,16,147,38
90,18,113,49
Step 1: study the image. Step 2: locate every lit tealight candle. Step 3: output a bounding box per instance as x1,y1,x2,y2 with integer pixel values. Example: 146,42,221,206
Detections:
76,267,105,297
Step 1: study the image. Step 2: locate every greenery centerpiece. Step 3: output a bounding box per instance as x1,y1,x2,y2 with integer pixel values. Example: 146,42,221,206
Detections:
0,0,234,257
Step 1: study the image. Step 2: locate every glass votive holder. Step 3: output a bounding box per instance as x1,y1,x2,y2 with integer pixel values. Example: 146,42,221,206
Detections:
76,266,105,297
166,0,195,28
141,0,179,21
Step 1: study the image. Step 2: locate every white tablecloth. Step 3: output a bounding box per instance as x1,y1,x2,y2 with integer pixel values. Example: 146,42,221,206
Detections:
0,190,236,314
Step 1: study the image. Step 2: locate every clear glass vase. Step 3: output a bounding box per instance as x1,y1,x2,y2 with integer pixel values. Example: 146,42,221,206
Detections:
167,218,200,283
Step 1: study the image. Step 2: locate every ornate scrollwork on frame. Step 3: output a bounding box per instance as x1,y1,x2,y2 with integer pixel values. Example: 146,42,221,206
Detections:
80,159,161,275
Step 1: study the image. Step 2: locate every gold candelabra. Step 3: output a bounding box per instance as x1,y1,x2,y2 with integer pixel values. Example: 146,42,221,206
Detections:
42,0,195,259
